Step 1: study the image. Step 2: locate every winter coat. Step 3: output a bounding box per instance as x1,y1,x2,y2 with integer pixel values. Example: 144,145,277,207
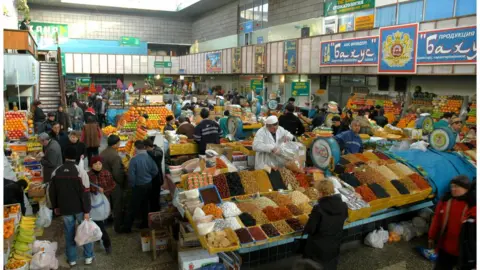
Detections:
194,119,222,155
56,111,71,131
34,107,46,123
279,112,305,136
100,147,127,189
49,130,69,160
334,130,363,154
373,115,388,127
41,139,63,183
147,145,164,187
70,107,84,123
303,194,348,269
252,126,293,170
428,193,475,257
81,123,101,148
65,141,87,164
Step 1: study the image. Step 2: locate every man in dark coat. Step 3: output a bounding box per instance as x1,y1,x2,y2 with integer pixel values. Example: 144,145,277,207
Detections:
144,139,164,212
4,179,28,215
56,105,71,132
303,180,348,269
279,104,305,136
37,132,63,183
49,122,69,160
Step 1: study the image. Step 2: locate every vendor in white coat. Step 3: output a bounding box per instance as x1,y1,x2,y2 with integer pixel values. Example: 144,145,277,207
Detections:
253,116,294,170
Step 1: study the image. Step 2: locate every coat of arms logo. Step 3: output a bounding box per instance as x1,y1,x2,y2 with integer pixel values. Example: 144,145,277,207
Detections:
381,31,414,67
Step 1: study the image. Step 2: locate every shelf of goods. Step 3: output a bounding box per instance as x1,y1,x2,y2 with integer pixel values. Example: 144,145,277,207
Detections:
118,106,173,132
346,94,402,122
431,96,463,119
5,111,30,140
175,150,434,254
466,102,476,126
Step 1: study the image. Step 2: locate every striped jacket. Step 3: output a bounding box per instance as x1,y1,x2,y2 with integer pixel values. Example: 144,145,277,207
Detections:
194,119,221,154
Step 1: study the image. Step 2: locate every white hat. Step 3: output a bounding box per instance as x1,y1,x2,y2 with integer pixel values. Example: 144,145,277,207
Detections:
265,116,278,125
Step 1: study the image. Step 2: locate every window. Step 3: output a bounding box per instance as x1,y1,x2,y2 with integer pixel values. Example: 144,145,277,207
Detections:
455,0,476,16
338,14,354,32
375,5,396,27
398,0,423,24
425,0,454,20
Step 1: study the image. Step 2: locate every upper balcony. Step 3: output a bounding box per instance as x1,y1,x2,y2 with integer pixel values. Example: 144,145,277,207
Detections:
4,29,38,59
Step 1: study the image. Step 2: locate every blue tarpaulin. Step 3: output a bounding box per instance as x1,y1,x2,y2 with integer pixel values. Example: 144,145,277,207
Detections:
393,149,476,201
107,109,127,126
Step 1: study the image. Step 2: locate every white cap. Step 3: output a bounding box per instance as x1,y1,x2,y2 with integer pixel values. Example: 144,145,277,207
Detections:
265,115,278,125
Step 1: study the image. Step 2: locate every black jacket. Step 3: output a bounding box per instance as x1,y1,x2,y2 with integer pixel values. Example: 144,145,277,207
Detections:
194,119,222,155
56,111,71,131
65,141,87,164
34,107,46,123
373,115,388,127
312,113,326,129
4,179,25,215
50,131,69,154
147,146,164,186
93,99,102,115
279,112,305,136
49,161,91,215
303,194,348,267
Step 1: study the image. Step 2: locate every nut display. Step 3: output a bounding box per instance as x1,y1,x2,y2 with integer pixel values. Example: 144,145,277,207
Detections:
260,224,280,237
225,172,245,196
235,228,254,244
213,174,230,199
272,220,294,235
239,171,260,194
248,226,268,241
285,218,304,232
206,230,235,248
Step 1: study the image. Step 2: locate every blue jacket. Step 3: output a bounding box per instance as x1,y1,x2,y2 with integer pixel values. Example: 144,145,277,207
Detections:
334,130,363,154
128,150,158,187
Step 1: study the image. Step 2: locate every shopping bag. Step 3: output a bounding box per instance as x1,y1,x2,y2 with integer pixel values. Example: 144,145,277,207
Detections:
89,191,111,221
74,219,102,246
32,240,58,254
30,252,59,270
36,204,53,228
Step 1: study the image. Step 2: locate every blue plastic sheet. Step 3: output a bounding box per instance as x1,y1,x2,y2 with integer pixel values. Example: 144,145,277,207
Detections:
106,109,127,126
393,149,476,200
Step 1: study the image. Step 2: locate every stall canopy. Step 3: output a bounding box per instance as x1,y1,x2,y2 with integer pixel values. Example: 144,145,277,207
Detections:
393,149,476,201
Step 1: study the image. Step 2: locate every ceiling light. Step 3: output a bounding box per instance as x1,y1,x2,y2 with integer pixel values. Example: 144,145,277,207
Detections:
61,0,201,11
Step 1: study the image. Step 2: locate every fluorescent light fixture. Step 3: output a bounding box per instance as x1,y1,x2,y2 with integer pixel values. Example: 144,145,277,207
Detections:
61,0,201,11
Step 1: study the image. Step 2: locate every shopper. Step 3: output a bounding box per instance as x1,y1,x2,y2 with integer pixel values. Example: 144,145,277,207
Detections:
44,112,56,133
94,96,103,123
49,122,69,160
56,105,71,132
303,180,348,269
279,104,305,136
98,97,108,127
218,110,230,138
342,110,354,130
84,103,97,123
32,100,46,134
81,116,102,162
312,108,327,129
122,140,158,233
88,156,116,254
435,112,453,129
331,116,347,136
194,108,222,155
334,119,363,154
19,18,30,30
65,131,86,165
177,116,195,139
252,115,294,170
48,146,93,267
70,102,84,131
354,110,373,135
144,139,164,212
450,117,463,142
428,175,476,270
373,109,388,128
164,115,176,133
4,179,28,215
100,135,127,233
37,132,63,183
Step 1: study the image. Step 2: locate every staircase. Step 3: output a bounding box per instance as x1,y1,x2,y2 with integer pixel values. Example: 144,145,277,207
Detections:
38,62,62,113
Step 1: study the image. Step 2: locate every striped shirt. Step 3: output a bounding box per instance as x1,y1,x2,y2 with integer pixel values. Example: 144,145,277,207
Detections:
194,119,221,154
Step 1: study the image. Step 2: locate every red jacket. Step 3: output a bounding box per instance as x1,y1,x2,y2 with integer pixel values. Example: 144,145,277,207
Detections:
428,198,474,256
88,169,116,197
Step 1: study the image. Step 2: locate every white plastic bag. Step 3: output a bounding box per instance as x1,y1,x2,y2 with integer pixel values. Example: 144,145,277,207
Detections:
400,221,416,242
364,228,387,248
410,141,429,152
32,240,58,254
388,223,404,236
74,219,102,246
30,252,59,270
36,204,52,228
89,192,111,221
418,208,434,221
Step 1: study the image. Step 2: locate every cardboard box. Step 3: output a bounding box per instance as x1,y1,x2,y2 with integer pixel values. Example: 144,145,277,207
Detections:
140,230,170,252
178,249,219,270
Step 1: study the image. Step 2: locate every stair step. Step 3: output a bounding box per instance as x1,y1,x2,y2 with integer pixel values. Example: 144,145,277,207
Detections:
39,87,60,91
40,82,59,87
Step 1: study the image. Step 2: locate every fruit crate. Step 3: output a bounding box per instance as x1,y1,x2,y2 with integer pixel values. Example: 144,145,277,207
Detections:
4,111,28,140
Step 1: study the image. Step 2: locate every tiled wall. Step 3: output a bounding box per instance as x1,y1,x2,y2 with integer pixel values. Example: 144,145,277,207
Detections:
192,2,239,42
267,0,323,28
26,6,192,44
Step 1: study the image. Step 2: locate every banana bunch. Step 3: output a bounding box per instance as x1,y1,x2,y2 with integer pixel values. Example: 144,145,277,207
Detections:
13,216,37,260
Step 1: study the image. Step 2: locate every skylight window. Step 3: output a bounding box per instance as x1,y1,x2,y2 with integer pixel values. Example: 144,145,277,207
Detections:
60,0,201,11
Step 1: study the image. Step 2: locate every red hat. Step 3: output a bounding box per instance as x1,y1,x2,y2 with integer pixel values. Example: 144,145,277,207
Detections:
89,156,104,167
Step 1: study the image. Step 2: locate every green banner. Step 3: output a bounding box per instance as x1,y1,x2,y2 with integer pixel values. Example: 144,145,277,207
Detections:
21,22,68,50
76,78,91,87
61,52,66,76
154,61,172,68
120,36,140,47
324,0,375,16
291,81,310,97
163,77,173,84
250,79,263,92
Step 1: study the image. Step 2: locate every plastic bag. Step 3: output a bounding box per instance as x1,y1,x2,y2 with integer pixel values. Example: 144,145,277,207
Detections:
364,228,388,248
416,246,438,261
277,141,302,161
410,141,429,152
36,204,52,228
400,221,416,242
30,252,59,270
412,217,428,236
389,141,410,152
32,240,58,254
418,208,434,221
74,219,102,246
387,223,404,236
89,192,111,221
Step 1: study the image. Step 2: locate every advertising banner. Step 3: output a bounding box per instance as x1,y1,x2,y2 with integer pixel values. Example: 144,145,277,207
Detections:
255,45,266,74
250,79,263,92
120,36,140,47
355,14,374,31
206,52,222,73
23,22,68,50
232,48,241,73
417,26,476,65
378,23,418,74
283,40,297,73
320,37,379,66
291,81,310,97
324,0,375,16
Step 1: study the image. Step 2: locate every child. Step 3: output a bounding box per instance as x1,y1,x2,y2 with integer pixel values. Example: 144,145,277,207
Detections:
88,156,116,254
